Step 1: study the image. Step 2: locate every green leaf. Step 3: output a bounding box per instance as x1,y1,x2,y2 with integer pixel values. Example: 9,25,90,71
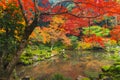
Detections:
102,65,111,72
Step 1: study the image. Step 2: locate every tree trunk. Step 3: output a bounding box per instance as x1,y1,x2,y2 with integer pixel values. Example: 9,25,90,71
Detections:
0,54,8,80
0,69,9,80
6,40,28,79
0,19,38,79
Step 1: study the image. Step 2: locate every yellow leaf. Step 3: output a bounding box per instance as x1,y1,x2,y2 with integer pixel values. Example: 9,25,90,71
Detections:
0,29,6,33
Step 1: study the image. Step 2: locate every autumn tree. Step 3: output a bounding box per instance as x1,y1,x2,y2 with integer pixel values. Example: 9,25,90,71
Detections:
30,15,71,50
0,0,120,79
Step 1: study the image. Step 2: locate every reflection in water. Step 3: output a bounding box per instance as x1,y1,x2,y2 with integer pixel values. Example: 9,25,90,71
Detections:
15,50,113,80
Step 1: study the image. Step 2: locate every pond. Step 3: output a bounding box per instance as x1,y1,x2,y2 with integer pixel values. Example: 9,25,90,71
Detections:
13,50,114,80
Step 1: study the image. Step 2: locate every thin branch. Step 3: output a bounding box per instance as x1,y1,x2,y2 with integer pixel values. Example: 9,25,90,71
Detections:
34,0,40,17
18,0,28,24
67,12,104,19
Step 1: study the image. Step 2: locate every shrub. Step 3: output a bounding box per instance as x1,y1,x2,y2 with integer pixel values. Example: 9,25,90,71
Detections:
99,62,120,80
83,26,110,37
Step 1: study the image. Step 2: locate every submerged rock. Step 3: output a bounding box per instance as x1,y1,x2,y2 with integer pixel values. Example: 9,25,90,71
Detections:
76,75,89,80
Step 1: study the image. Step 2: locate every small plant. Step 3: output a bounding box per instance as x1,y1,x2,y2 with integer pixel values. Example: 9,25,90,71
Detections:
20,53,33,65
99,62,120,80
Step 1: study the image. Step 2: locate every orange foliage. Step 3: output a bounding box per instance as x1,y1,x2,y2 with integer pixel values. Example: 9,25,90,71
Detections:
30,15,71,45
84,35,104,47
39,25,71,45
110,26,120,41
2,0,120,45
0,0,18,8
71,0,120,18
61,14,89,36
